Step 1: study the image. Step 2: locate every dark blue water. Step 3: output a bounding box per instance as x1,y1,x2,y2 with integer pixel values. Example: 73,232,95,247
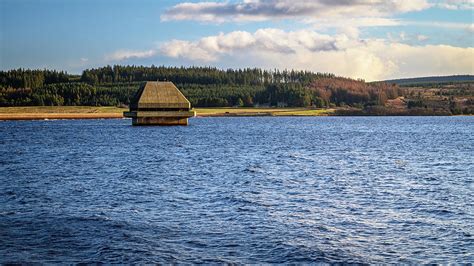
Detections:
1,117,473,263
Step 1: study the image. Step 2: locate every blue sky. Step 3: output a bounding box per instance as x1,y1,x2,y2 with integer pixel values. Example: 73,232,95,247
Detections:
0,0,473,80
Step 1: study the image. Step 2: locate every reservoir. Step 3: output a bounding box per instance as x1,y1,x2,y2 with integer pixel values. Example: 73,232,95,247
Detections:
1,117,473,263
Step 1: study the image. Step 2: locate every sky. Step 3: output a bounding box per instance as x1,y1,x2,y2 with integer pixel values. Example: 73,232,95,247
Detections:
0,0,473,81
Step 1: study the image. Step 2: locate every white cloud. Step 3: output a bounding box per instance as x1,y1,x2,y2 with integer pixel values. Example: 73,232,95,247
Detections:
407,20,474,30
467,24,474,33
400,32,407,41
106,49,156,61
309,17,402,31
436,0,474,10
383,44,474,78
159,40,218,61
160,29,340,61
158,29,474,81
309,18,473,33
417,34,430,41
161,0,431,23
387,32,430,43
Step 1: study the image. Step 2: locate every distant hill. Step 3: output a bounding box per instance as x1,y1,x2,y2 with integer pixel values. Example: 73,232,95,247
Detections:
383,75,474,86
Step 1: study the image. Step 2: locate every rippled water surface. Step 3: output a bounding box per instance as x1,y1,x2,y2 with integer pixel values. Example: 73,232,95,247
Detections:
1,117,473,263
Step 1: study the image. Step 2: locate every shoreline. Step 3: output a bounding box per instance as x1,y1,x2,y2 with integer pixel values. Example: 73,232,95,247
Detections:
0,106,336,120
0,106,470,121
2,113,470,121
0,112,330,120
0,113,124,120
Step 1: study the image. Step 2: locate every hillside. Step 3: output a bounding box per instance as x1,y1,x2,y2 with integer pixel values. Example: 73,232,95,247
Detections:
383,75,474,86
1,66,473,115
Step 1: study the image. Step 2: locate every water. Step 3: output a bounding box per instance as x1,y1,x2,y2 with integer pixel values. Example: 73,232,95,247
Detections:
1,117,473,263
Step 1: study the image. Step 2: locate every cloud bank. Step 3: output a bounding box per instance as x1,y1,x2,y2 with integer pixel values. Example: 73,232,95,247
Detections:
108,29,474,81
160,29,339,61
161,0,431,22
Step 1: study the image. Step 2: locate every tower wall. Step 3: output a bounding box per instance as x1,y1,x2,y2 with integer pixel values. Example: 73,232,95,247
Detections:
132,117,189,126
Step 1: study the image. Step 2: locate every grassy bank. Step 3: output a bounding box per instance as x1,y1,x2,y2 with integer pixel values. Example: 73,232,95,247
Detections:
1,106,468,120
0,106,336,120
0,106,126,120
0,106,126,114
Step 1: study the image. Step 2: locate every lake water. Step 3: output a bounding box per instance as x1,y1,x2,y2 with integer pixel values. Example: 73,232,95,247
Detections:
1,117,473,263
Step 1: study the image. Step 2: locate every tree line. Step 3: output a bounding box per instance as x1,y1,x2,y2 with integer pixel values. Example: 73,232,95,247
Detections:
1,66,399,108
80,65,333,85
